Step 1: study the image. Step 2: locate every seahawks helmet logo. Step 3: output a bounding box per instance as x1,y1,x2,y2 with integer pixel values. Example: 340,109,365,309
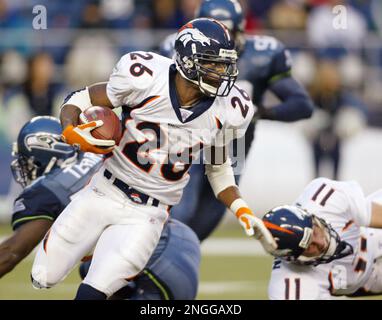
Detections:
25,133,68,154
177,28,220,47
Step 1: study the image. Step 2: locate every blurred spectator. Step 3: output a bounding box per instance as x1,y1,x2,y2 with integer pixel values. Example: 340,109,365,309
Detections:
244,0,277,30
349,0,377,31
23,52,59,115
0,0,29,28
64,35,118,89
179,0,201,24
371,0,382,36
300,59,368,179
307,0,367,58
100,0,134,28
268,0,308,30
152,0,182,29
80,1,106,29
43,0,85,28
2,52,62,142
0,50,27,87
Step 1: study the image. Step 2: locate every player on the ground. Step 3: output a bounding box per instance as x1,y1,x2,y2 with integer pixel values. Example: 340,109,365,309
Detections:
80,218,201,300
0,116,102,278
160,0,314,241
31,18,277,300
263,177,382,299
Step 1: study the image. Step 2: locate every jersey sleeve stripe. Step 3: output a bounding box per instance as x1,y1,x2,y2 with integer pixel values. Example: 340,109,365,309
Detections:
143,269,173,300
269,70,292,84
12,215,54,229
133,95,160,109
342,220,354,232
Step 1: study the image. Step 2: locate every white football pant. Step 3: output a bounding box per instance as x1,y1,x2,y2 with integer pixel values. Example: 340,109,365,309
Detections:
31,170,169,297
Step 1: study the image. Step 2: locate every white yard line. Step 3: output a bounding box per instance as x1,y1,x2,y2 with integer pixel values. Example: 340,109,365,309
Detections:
198,280,268,295
201,238,267,256
0,235,268,259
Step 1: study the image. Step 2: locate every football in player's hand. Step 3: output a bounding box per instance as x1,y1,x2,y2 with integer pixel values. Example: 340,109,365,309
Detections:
80,106,122,145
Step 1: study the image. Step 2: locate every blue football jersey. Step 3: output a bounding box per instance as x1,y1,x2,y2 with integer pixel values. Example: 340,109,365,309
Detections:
237,35,292,105
11,153,103,230
138,218,201,300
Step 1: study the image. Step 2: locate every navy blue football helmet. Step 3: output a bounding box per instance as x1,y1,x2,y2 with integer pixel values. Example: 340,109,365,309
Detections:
174,17,238,97
195,0,245,53
263,205,353,266
11,116,78,187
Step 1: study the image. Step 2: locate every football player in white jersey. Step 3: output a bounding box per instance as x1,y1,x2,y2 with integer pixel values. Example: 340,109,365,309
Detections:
263,177,382,300
31,18,277,299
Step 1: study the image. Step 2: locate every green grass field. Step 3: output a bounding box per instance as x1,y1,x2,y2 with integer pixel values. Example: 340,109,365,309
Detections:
0,223,273,300
0,223,381,300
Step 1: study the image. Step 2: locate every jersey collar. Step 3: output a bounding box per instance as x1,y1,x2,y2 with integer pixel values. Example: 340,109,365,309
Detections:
168,64,215,123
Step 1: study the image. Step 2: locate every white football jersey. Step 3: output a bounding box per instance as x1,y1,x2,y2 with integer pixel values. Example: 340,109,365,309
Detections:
269,178,381,299
104,51,255,205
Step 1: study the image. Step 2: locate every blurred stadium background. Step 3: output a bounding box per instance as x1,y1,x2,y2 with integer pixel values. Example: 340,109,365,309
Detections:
1,0,382,299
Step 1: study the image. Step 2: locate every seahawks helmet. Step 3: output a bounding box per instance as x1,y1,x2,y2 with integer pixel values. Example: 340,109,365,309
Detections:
195,0,245,53
174,17,238,97
11,116,78,187
263,205,353,266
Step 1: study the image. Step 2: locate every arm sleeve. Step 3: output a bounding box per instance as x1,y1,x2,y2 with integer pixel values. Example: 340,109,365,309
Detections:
268,47,292,83
11,186,62,230
264,77,314,122
332,180,371,227
344,181,371,227
106,54,135,107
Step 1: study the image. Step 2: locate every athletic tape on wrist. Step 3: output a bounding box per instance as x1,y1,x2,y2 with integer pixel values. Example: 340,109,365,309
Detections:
230,198,252,217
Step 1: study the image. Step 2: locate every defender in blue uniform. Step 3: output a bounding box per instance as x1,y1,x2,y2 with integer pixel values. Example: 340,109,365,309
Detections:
1,116,201,300
160,0,314,241
0,116,102,277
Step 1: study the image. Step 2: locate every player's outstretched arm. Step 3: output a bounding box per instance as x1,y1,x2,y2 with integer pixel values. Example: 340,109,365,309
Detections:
60,83,115,154
204,146,277,253
0,219,52,278
262,77,314,122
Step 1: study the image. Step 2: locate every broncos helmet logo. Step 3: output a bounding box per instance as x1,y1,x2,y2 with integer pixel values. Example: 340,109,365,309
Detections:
177,26,220,47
